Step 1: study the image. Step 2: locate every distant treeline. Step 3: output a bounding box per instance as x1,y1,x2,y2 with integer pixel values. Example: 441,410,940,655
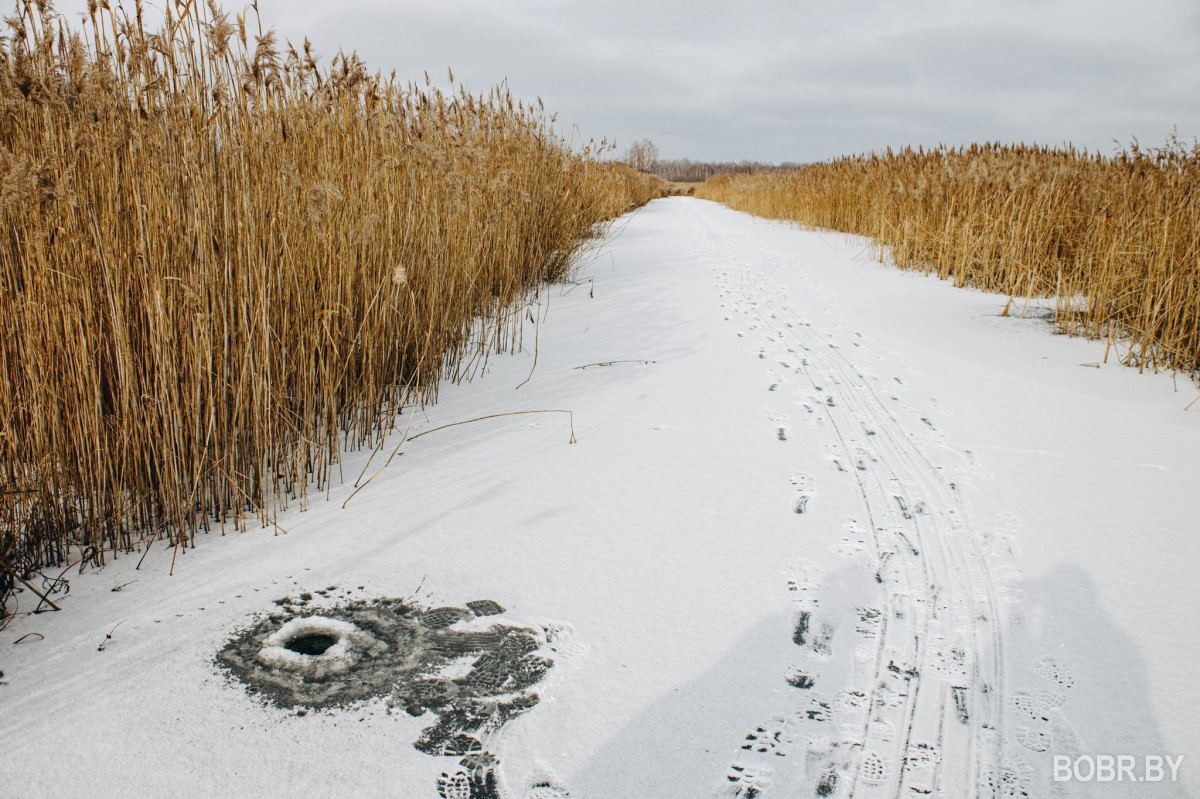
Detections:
651,159,801,182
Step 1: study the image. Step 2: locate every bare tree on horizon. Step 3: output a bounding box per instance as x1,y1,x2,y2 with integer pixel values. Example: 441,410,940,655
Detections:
625,139,660,172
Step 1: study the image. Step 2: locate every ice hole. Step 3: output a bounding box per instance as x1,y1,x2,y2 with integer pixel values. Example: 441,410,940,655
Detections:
285,633,339,656
255,616,379,675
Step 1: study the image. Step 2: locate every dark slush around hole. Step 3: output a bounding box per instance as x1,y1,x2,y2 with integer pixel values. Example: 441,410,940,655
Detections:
285,633,339,656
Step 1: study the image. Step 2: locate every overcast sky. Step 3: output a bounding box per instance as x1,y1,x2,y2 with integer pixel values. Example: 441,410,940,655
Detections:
55,0,1200,163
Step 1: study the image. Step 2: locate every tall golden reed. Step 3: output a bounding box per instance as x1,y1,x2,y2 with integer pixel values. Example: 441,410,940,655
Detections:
698,142,1199,377
0,0,660,608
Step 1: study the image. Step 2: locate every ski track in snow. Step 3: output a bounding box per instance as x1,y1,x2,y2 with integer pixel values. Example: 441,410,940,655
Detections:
682,203,1076,799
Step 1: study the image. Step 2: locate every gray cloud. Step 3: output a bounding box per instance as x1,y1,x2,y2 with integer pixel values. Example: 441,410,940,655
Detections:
50,0,1200,162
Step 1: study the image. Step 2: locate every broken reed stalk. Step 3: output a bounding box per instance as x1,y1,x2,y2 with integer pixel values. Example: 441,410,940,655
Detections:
698,141,1200,378
573,360,657,369
343,409,577,508
405,410,578,445
0,0,664,613
0,558,60,612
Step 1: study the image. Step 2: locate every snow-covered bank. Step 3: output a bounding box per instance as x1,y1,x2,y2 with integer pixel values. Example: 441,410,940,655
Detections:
2,198,1196,798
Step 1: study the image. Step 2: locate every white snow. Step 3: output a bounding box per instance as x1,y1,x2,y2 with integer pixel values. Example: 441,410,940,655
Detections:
1,198,1197,798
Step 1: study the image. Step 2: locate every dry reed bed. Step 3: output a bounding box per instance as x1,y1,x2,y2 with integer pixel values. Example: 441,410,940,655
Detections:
698,142,1199,378
0,0,661,613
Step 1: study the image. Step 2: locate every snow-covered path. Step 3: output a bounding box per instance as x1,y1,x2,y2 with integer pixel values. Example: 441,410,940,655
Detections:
2,198,1197,798
685,204,1014,797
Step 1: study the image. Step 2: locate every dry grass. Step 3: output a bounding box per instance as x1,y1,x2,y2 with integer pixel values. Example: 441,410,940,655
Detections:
663,181,697,196
698,141,1199,377
0,0,661,610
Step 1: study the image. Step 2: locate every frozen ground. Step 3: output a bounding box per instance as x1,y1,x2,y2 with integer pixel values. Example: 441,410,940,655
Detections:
1,198,1197,798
